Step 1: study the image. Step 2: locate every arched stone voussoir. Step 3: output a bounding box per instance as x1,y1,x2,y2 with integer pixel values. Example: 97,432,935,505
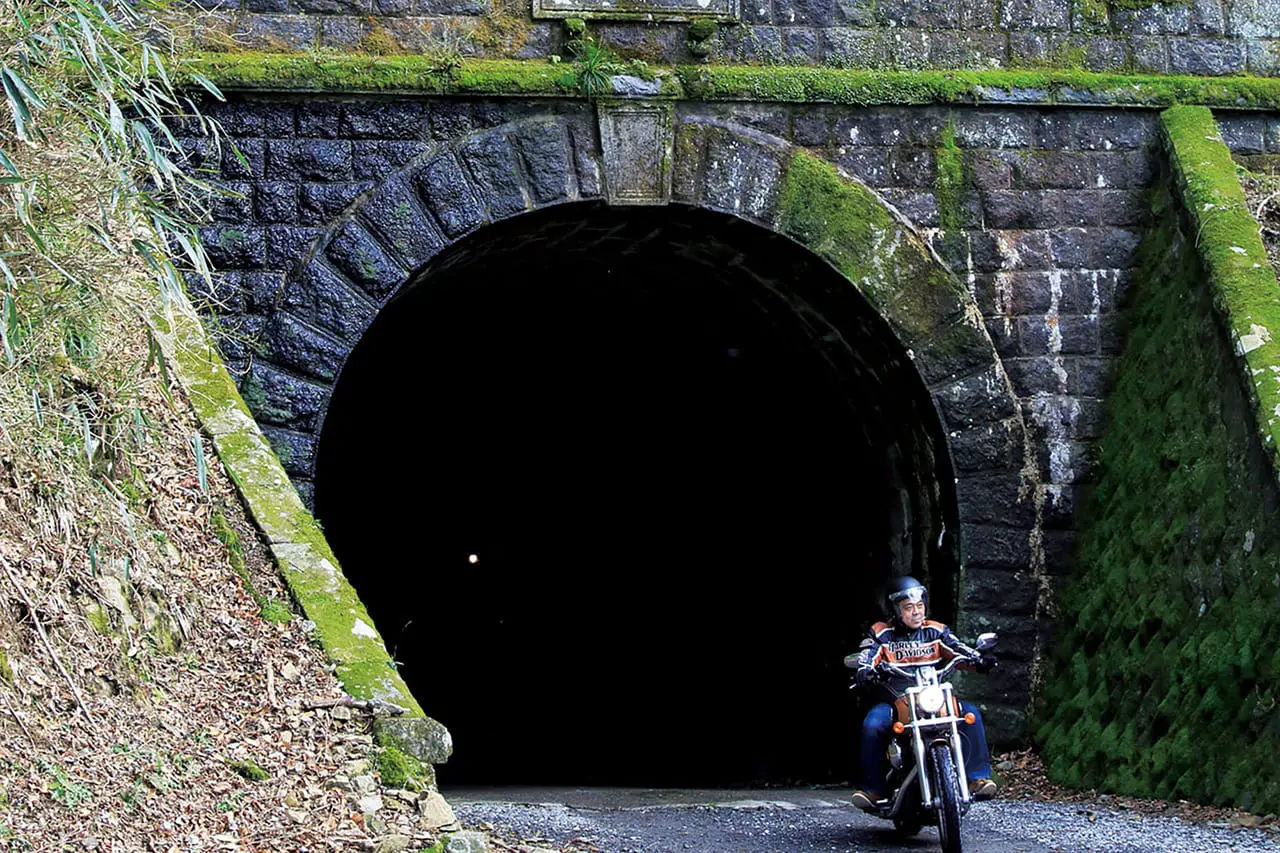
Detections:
285,260,380,344
769,148,991,379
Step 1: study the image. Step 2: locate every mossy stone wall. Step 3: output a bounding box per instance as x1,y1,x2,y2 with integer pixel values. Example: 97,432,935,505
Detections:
1036,158,1280,814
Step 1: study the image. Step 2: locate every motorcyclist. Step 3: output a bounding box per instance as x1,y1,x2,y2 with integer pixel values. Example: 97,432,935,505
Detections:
845,576,997,812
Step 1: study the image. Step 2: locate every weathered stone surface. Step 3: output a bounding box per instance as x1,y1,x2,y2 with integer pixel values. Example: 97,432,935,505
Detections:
927,31,1009,69
999,0,1067,30
241,14,317,50
948,418,1026,473
1227,0,1280,36
1169,36,1248,73
598,103,673,205
459,132,530,220
244,363,331,431
341,102,429,140
212,182,253,223
415,154,485,237
953,111,1033,149
961,566,1039,614
266,226,326,273
265,314,350,381
776,0,836,26
1247,39,1280,74
299,102,342,138
268,139,354,181
353,141,431,181
783,27,822,63
1113,2,1189,34
1218,115,1268,154
960,522,1033,570
291,261,380,340
325,220,404,299
360,178,446,269
567,119,603,199
255,181,298,223
374,716,453,764
202,225,267,270
299,182,375,226
956,473,1036,527
514,120,573,205
261,425,317,475
416,792,458,829
224,138,265,180
935,364,1020,427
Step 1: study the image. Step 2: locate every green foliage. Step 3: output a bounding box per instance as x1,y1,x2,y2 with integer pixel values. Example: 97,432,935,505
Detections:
377,744,425,789
227,760,269,782
687,19,718,42
568,35,622,98
212,508,294,624
935,119,965,231
39,762,90,808
1036,149,1280,813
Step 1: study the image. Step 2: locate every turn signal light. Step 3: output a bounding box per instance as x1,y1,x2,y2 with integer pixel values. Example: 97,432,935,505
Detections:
893,722,906,734
964,713,976,724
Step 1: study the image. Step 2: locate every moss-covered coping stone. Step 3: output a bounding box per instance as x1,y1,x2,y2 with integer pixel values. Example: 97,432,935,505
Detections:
147,285,451,767
182,53,1280,110
1161,105,1280,475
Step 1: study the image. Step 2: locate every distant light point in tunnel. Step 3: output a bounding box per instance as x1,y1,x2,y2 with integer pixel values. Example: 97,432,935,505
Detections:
469,554,479,564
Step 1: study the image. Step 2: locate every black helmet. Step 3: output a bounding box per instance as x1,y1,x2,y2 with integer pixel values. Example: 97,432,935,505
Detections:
885,576,927,623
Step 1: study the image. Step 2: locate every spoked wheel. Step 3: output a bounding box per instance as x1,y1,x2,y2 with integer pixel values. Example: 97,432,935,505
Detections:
928,742,963,853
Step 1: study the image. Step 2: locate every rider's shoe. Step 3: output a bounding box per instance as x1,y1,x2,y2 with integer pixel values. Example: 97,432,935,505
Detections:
969,778,997,801
851,790,885,812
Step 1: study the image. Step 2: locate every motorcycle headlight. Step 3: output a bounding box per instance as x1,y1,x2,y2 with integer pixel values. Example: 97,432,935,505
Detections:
917,685,946,715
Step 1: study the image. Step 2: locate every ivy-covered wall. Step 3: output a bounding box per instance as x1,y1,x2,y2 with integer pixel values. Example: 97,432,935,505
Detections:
1036,157,1280,812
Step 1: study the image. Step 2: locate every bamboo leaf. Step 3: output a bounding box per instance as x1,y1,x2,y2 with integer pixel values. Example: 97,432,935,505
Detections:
1,67,32,140
189,73,225,101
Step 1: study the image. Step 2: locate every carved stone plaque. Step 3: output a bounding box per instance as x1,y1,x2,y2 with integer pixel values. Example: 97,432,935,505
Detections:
533,0,737,20
596,100,674,206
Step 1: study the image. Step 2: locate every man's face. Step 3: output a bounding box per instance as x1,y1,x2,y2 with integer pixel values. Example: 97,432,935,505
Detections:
897,598,926,629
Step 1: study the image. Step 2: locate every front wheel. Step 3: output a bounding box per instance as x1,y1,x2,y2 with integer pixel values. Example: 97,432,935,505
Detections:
928,741,963,853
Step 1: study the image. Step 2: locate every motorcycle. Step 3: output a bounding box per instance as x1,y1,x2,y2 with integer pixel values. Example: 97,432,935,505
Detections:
853,632,998,853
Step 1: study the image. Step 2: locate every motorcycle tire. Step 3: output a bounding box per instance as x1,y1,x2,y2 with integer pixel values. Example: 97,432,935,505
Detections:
928,741,963,853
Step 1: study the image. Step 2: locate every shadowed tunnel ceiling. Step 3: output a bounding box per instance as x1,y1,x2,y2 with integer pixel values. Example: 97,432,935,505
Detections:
313,202,959,786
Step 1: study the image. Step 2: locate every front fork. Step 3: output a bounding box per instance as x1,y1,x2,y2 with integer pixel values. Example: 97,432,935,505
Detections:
908,689,972,809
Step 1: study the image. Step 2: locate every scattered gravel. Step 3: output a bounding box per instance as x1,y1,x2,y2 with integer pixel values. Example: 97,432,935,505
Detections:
455,791,1280,853
974,800,1279,853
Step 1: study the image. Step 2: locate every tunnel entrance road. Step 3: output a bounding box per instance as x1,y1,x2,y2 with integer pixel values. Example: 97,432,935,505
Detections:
449,788,1280,853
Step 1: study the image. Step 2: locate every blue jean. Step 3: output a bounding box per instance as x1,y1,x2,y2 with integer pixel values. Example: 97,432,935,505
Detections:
859,701,992,796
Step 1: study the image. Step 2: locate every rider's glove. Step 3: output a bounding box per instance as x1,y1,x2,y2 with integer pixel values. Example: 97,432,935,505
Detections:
854,666,878,687
975,654,997,674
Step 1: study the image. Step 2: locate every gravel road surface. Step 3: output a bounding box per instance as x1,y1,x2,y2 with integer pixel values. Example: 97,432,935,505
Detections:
450,788,1279,853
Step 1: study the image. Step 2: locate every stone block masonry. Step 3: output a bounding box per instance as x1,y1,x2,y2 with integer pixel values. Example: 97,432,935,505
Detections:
184,97,1164,572
191,0,1280,75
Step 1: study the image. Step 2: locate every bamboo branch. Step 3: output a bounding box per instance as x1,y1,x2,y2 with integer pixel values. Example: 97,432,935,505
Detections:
0,554,97,728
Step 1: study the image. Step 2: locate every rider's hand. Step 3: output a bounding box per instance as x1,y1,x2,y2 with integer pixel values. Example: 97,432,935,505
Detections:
854,666,877,686
975,654,997,673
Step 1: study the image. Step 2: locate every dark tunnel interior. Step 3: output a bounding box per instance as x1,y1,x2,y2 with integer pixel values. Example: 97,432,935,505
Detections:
313,203,959,787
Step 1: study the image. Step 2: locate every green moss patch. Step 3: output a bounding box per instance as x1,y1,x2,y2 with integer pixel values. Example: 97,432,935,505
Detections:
181,55,1280,110
1036,148,1280,813
183,54,583,96
377,744,425,790
777,150,971,348
1162,105,1280,471
227,760,269,782
148,297,443,761
677,66,1280,109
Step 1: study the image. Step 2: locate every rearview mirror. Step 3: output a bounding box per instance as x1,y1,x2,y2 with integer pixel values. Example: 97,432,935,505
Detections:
975,632,998,651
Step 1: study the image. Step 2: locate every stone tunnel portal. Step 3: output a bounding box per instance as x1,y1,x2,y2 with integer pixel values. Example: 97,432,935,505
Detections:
313,203,960,787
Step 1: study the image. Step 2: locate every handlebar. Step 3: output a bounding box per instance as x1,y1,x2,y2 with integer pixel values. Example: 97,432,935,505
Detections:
879,654,975,682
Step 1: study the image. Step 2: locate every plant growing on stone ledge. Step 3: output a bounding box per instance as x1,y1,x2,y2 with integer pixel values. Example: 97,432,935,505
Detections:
567,34,623,98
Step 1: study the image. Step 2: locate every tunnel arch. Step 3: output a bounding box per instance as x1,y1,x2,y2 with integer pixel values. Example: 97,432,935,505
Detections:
247,112,1038,780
